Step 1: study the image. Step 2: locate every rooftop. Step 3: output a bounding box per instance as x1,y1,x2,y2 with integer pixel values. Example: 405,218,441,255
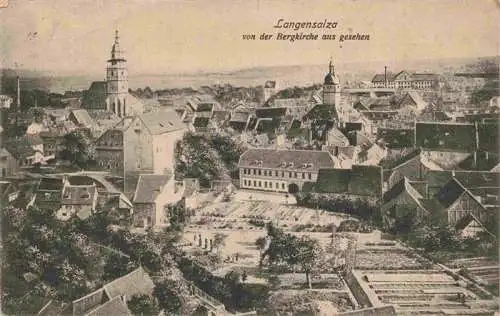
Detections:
133,174,172,203
238,149,335,171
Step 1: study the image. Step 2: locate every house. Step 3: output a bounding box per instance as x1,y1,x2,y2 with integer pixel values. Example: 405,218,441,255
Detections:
315,165,383,197
0,95,13,108
398,91,428,113
29,177,63,211
371,70,438,90
381,177,429,224
433,177,493,228
94,109,187,195
381,149,432,191
229,111,251,132
377,128,415,148
69,109,97,131
132,174,184,228
356,142,387,166
325,127,350,147
323,146,359,169
263,80,277,102
0,147,19,178
56,177,99,221
238,149,336,193
416,122,476,152
71,266,154,316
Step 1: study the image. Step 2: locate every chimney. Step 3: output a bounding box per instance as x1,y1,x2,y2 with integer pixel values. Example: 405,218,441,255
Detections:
473,151,477,168
384,66,387,88
16,76,21,111
485,151,489,161
474,121,479,151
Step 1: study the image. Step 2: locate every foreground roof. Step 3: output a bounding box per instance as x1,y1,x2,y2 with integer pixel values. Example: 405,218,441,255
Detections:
133,174,171,203
103,266,155,300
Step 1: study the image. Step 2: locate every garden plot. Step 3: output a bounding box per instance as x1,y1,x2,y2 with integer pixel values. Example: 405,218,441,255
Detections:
355,248,432,270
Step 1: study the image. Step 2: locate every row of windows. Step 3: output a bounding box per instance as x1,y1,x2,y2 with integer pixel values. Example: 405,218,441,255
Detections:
242,168,312,180
243,179,285,190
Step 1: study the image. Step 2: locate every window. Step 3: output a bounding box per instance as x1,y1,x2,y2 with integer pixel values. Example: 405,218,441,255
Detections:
294,172,298,178
289,172,292,178
308,173,312,180
264,182,267,188
258,181,262,187
264,170,267,176
275,182,279,189
243,169,247,175
258,170,262,176
281,183,285,189
302,173,305,179
253,180,256,186
243,180,247,185
253,169,256,175
281,171,284,177
275,171,278,177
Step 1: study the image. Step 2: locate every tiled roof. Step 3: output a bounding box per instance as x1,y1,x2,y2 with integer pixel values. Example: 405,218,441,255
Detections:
83,81,107,110
238,149,335,171
133,174,171,203
303,104,338,121
137,109,186,135
212,110,230,126
255,118,281,134
372,73,397,83
347,130,372,147
327,127,349,146
193,117,210,128
84,296,132,316
255,107,287,118
273,98,305,108
412,73,438,81
458,152,499,171
61,185,97,205
71,109,96,129
435,178,466,208
196,103,214,112
477,122,499,152
38,177,63,191
415,122,476,152
103,266,155,300
4,136,37,159
383,177,423,203
315,165,383,196
377,128,415,148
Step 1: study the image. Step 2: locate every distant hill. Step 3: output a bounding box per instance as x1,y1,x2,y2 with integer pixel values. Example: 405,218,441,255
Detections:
1,55,497,93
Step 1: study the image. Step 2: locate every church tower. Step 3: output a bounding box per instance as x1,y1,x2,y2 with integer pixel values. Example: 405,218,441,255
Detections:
323,59,340,108
106,30,128,117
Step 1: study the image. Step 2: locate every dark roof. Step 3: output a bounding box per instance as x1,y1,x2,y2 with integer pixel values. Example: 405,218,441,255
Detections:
415,122,476,152
477,122,499,152
85,296,132,316
435,178,466,208
316,165,383,197
255,107,287,118
372,72,397,83
212,110,230,126
103,266,155,300
344,122,362,132
458,152,499,171
239,149,335,171
193,117,210,128
61,185,97,205
454,171,500,189
38,177,63,191
383,177,423,203
377,128,415,148
83,81,107,110
133,174,171,203
303,104,338,121
196,103,213,112
412,73,438,81
255,118,281,134
137,109,186,135
264,80,276,88
4,136,36,159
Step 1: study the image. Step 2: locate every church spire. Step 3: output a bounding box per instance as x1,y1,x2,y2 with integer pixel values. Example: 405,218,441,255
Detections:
329,58,334,75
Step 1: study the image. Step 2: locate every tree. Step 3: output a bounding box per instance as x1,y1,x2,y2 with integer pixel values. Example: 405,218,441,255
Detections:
212,233,227,255
166,200,191,231
128,294,160,316
103,253,131,281
295,236,323,289
153,281,183,315
59,130,93,169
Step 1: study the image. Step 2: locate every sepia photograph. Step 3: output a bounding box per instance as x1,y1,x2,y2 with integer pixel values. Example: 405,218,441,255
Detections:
0,0,499,315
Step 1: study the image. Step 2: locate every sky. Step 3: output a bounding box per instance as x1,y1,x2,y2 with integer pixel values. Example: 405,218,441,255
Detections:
0,0,499,76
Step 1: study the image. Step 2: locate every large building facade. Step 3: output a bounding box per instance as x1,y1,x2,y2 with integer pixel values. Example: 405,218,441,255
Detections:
372,70,438,90
238,149,335,193
94,109,187,195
